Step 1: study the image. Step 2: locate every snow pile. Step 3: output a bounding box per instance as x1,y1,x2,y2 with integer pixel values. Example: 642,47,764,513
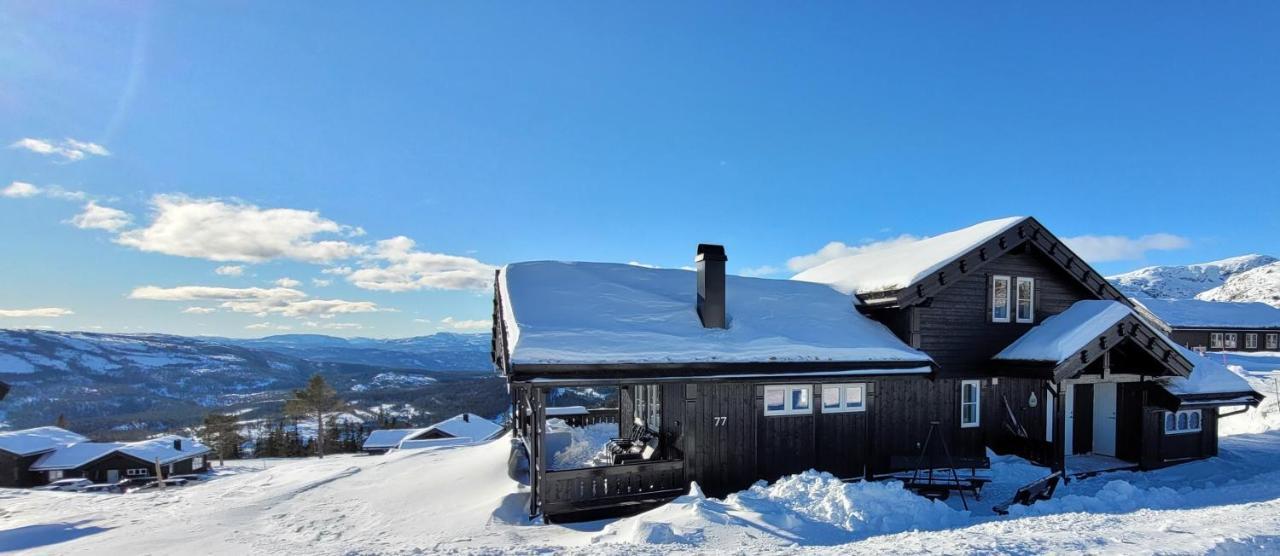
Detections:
1133,297,1280,329
547,420,617,469
1197,261,1280,308
500,261,931,366
1007,479,1182,516
994,300,1132,362
793,216,1026,295
1218,368,1280,436
1109,254,1277,300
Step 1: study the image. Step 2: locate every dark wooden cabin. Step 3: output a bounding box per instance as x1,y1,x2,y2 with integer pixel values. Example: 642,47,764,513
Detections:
1133,298,1280,353
0,426,89,487
494,216,1264,522
29,435,211,484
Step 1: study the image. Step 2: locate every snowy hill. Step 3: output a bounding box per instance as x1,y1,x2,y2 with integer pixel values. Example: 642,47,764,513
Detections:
1197,261,1280,308
0,330,498,436
7,430,1280,554
1107,254,1277,300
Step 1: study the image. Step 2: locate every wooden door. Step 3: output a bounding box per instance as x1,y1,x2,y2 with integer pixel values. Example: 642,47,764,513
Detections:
1093,383,1117,456
688,383,757,498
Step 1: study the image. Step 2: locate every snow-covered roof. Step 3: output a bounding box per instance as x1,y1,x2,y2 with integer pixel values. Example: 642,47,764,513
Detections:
0,426,89,457
499,261,931,366
30,442,122,470
1133,298,1280,329
546,406,589,416
119,435,211,465
424,414,502,441
363,428,428,450
31,435,210,471
994,301,1133,363
793,216,1027,295
1156,346,1260,400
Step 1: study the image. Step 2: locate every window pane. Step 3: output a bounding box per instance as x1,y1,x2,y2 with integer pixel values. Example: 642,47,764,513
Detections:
1189,411,1201,429
1268,334,1278,349
1016,279,1034,321
822,386,840,408
992,278,1010,320
1178,412,1188,429
845,386,864,408
765,389,785,412
792,387,810,410
962,383,976,404
1165,413,1176,432
963,404,976,424
1211,334,1223,348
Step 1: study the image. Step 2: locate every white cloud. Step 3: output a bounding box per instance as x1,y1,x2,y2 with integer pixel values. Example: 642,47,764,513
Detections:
2,181,40,198
786,235,922,273
69,201,133,231
274,277,302,288
312,278,332,287
0,307,75,318
114,195,365,263
215,265,244,276
128,284,380,318
738,265,781,278
347,236,496,292
246,322,293,331
413,318,431,324
440,316,490,330
321,266,353,275
182,306,217,314
10,137,111,161
1063,233,1191,263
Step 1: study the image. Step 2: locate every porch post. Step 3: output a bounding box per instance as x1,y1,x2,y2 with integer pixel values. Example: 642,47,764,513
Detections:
531,386,548,520
1052,379,1066,475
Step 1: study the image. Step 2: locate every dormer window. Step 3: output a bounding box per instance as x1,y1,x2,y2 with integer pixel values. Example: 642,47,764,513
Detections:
991,276,1011,323
1016,277,1035,323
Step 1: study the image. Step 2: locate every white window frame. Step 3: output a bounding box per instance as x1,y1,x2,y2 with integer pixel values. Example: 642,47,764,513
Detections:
48,470,64,480
191,456,204,469
1210,333,1223,349
764,385,813,417
1246,333,1258,349
1267,333,1278,350
126,468,148,477
1225,333,1238,349
991,276,1011,323
820,383,867,414
1015,277,1035,323
960,380,981,428
1163,409,1202,435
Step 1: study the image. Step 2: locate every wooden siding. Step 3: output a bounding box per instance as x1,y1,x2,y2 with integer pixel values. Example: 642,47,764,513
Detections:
912,247,1096,377
1171,329,1280,352
1141,407,1219,468
989,377,1051,464
0,451,45,487
685,383,758,498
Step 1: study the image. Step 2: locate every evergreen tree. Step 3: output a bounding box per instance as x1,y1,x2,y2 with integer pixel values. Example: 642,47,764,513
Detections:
200,412,245,466
55,413,69,429
284,375,347,458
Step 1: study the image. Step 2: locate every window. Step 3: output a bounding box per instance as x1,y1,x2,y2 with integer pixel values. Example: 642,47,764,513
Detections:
1268,334,1278,350
191,456,204,469
1225,333,1238,349
764,385,813,416
1246,334,1258,349
1211,333,1223,349
48,470,64,480
991,276,1011,323
126,468,149,477
821,383,867,413
960,380,981,428
1164,409,1202,434
632,385,661,431
1015,277,1035,323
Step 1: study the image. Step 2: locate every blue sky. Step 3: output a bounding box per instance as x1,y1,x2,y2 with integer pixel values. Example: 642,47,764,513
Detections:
2,3,1278,338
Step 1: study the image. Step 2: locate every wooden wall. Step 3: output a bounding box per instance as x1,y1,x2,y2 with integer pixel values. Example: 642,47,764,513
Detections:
1141,406,1219,468
0,451,45,487
1171,329,1280,352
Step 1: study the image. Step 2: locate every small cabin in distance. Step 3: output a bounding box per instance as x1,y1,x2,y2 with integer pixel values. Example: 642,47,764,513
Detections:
1133,298,1280,353
28,435,211,484
0,426,88,487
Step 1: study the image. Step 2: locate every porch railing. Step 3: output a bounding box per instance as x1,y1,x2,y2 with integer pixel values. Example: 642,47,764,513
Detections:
541,459,685,516
554,408,620,428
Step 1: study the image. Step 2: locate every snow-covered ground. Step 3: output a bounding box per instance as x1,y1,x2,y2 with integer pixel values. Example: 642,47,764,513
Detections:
4,355,1280,555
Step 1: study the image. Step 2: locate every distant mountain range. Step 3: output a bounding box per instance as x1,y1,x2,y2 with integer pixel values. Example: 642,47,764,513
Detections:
0,330,500,437
1108,254,1279,305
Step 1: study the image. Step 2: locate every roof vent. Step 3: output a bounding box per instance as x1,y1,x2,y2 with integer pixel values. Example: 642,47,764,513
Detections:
696,244,728,329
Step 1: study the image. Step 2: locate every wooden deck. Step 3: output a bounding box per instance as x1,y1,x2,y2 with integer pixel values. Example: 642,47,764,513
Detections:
541,459,686,518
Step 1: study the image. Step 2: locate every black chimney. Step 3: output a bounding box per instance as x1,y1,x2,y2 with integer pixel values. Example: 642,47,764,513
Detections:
463,413,470,423
173,439,182,451
696,244,727,329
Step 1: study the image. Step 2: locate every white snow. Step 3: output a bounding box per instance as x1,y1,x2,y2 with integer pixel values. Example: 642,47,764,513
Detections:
0,427,89,457
1109,254,1277,300
361,428,427,451
118,435,210,464
0,353,37,374
547,420,618,470
546,406,589,416
793,216,1026,295
499,261,931,366
29,443,121,471
424,413,503,441
1156,346,1259,399
10,429,1280,554
994,300,1132,362
30,436,210,470
1198,260,1280,308
1134,297,1280,329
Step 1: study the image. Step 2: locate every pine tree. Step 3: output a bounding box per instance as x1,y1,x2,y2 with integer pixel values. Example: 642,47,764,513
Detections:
201,412,245,466
284,375,346,458
55,414,69,429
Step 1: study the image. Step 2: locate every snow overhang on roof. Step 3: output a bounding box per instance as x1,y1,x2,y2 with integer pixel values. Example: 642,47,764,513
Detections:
496,261,932,375
993,300,1194,381
1132,298,1280,330
30,442,122,471
1152,346,1265,409
0,426,90,457
362,428,428,450
117,436,211,465
424,414,502,441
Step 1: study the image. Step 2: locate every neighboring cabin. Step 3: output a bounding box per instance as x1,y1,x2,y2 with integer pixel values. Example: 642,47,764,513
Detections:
493,216,1264,522
0,426,88,487
1133,298,1280,353
30,435,212,484
361,413,503,454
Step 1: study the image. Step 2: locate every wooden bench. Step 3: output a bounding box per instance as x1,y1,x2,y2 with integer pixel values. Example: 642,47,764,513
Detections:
992,471,1062,515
